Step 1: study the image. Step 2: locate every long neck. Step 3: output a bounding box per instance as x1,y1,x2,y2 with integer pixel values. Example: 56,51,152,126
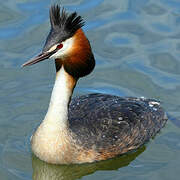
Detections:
43,66,76,130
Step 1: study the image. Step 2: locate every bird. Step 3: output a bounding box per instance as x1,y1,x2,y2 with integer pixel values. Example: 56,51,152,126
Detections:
22,4,168,164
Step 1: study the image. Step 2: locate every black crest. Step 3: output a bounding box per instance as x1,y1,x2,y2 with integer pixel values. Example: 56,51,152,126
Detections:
43,5,85,52
50,5,84,35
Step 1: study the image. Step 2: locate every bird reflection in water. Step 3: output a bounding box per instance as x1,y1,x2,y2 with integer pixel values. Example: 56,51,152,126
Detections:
32,146,145,180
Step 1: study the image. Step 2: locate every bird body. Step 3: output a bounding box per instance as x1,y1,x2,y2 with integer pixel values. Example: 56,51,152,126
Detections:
23,5,167,164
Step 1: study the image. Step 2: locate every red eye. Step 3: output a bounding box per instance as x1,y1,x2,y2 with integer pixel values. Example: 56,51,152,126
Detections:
57,43,63,49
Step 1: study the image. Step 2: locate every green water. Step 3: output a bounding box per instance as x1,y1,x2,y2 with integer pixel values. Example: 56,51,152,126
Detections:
0,0,180,179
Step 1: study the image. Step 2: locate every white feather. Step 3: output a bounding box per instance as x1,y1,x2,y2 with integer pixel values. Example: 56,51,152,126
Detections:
50,37,74,59
44,66,71,129
31,66,73,163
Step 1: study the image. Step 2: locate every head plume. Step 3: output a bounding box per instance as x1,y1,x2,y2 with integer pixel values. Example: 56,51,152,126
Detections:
43,5,85,52
50,5,84,35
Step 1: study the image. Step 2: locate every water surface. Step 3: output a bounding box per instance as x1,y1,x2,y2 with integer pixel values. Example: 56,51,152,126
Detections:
0,0,180,179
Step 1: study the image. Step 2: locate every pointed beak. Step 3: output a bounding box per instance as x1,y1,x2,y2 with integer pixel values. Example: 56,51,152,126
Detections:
22,50,56,67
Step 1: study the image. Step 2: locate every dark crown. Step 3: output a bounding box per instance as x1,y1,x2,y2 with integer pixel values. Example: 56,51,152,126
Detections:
50,5,84,35
43,5,85,52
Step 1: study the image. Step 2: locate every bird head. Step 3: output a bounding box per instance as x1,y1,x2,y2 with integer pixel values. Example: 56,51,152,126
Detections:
22,5,95,78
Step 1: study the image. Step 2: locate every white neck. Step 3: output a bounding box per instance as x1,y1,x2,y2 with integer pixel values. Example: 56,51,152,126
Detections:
43,66,74,130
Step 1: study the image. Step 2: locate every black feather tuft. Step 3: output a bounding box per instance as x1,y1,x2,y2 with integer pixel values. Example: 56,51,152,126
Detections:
43,4,85,52
50,4,84,36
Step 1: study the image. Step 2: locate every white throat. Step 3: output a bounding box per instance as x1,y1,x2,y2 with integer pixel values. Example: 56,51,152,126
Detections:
31,66,76,164
43,66,73,130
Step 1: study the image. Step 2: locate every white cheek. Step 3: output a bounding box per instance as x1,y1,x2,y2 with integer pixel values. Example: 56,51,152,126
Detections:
50,37,74,59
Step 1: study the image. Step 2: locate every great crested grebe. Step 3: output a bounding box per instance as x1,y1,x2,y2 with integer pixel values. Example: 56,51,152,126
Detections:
22,5,167,164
